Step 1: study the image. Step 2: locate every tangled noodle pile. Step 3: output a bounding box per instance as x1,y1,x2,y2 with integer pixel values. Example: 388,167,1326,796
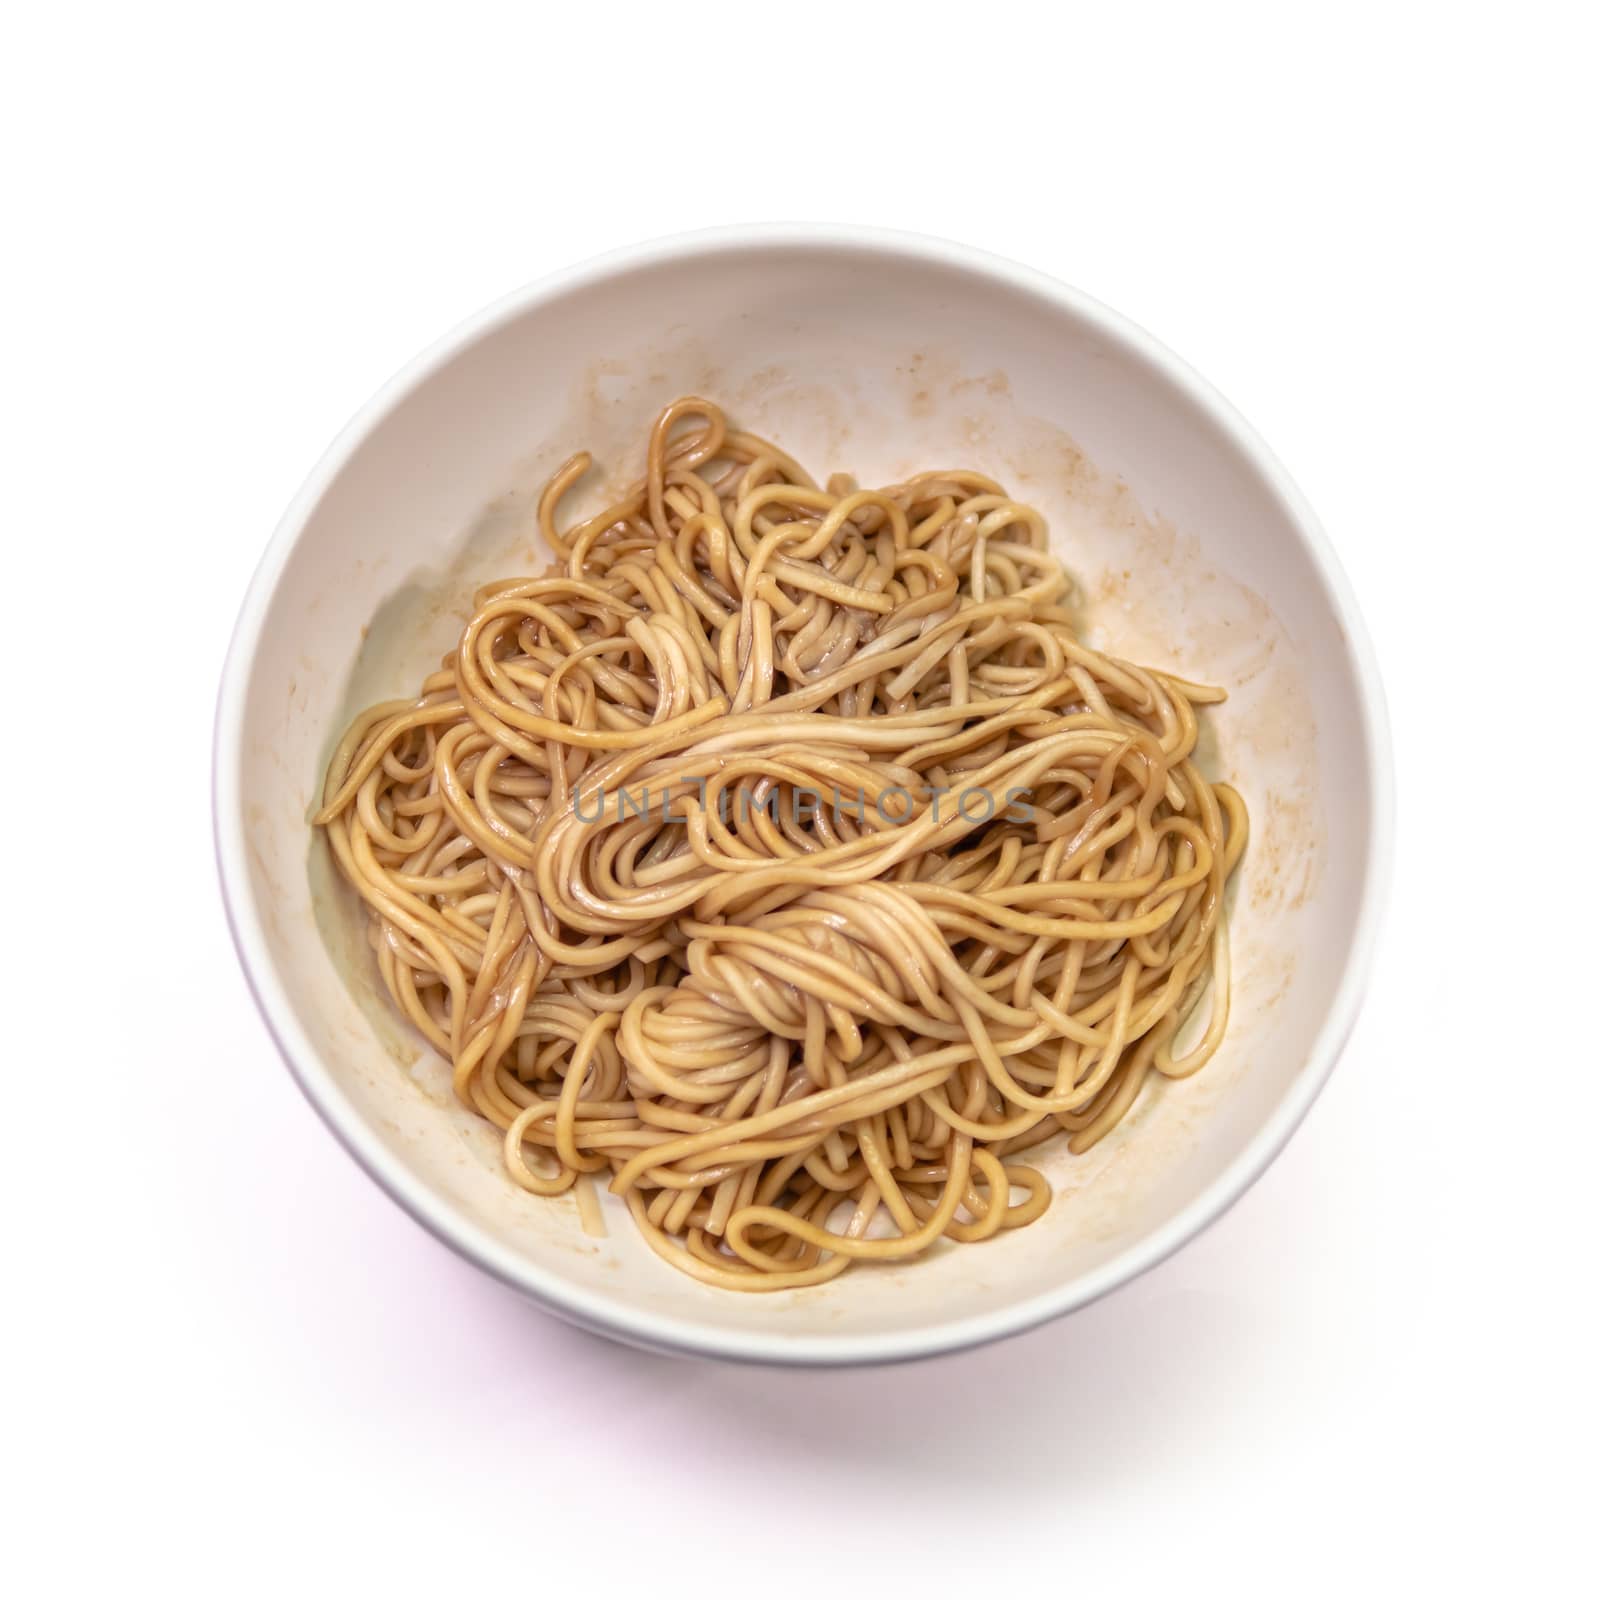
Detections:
315,398,1247,1288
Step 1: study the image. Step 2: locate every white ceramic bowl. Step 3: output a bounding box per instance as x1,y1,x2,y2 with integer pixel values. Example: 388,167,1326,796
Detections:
215,225,1392,1364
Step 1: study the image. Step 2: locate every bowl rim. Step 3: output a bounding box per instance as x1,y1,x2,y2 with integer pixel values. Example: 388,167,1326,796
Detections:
213,221,1395,1366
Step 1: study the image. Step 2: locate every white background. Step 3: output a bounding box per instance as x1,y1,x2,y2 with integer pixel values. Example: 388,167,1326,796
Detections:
7,3,1597,1594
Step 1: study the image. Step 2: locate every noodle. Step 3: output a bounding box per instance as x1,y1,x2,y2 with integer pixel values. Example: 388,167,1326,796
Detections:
313,397,1248,1290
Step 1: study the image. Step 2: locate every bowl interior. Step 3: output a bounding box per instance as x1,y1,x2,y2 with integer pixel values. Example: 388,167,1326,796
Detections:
224,236,1380,1358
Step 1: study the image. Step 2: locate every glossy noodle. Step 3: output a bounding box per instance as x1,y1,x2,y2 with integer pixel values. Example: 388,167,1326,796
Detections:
314,398,1248,1289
